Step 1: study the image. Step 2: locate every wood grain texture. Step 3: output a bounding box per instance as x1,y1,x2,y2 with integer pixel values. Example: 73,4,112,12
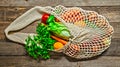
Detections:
97,6,120,23
78,56,120,67
0,56,120,67
0,6,119,22
0,56,79,67
0,7,6,22
0,42,26,56
0,38,120,56
0,0,120,6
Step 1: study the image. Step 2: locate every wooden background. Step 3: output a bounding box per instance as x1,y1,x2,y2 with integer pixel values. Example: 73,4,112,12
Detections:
0,0,120,67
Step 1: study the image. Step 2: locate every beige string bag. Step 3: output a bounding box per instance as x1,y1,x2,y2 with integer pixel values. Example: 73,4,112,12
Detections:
5,5,114,59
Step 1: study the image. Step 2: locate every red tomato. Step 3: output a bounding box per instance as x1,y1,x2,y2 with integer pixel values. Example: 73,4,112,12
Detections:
41,13,50,24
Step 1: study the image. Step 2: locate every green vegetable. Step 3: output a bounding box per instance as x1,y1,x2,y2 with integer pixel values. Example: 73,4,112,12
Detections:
47,22,71,40
47,15,55,23
25,23,56,59
25,14,71,59
47,15,71,40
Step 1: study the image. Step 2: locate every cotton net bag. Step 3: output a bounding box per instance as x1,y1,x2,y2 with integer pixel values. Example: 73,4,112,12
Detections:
5,5,114,59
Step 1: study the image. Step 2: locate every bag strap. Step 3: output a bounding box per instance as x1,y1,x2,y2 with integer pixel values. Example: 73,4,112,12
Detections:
4,6,50,44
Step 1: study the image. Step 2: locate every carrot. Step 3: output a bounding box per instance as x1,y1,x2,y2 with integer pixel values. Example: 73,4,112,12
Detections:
55,18,60,22
51,35,68,45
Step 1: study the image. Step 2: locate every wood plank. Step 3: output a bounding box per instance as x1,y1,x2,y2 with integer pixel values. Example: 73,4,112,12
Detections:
4,6,31,22
0,7,6,22
97,6,120,23
0,56,120,67
0,6,119,23
78,56,120,67
0,38,120,56
102,38,120,56
0,56,79,67
0,41,26,55
0,0,120,6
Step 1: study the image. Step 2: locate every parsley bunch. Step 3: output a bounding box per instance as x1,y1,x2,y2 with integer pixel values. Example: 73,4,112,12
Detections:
25,23,56,59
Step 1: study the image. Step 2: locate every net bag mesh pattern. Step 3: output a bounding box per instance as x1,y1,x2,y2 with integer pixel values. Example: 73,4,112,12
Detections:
43,5,114,59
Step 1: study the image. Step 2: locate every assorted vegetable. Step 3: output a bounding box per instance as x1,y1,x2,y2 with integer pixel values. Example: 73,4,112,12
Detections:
25,13,70,59
47,15,71,40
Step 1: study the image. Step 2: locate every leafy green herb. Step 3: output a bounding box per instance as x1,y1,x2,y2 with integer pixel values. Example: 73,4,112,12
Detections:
25,23,56,59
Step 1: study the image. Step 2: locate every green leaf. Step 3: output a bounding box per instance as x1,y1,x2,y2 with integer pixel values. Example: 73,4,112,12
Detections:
25,23,56,59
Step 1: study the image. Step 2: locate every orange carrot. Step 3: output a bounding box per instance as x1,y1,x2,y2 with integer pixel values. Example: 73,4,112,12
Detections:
51,35,68,45
55,18,60,22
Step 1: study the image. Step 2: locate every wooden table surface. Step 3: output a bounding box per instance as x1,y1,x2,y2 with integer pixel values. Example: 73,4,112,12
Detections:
0,0,120,67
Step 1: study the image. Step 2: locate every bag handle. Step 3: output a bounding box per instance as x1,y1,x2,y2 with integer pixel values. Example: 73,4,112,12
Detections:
4,6,50,44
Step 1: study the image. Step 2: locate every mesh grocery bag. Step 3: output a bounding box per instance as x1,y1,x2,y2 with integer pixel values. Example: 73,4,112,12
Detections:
5,5,114,59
